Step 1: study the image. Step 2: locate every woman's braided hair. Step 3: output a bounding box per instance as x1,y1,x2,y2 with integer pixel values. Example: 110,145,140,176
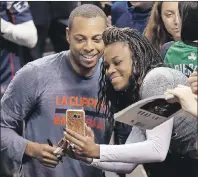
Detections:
96,26,164,119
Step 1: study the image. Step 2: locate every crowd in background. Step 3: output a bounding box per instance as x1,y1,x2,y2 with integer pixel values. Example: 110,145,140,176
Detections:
0,1,197,177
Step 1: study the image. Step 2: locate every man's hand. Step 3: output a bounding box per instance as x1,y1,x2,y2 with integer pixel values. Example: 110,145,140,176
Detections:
188,72,198,94
25,142,64,168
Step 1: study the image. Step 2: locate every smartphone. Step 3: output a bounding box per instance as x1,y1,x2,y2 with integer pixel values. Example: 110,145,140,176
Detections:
66,109,85,136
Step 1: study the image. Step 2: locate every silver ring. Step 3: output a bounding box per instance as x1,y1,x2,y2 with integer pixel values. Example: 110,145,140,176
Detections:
53,147,62,155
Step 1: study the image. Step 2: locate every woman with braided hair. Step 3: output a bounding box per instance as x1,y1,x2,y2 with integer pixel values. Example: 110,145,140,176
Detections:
64,27,197,177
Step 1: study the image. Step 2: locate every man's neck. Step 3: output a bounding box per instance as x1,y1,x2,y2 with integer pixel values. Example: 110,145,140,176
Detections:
68,51,97,77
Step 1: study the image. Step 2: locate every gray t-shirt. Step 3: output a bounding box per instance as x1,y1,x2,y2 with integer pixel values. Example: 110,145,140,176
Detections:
1,51,109,177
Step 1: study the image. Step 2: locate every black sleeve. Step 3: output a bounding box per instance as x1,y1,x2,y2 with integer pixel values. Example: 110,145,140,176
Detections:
114,122,132,145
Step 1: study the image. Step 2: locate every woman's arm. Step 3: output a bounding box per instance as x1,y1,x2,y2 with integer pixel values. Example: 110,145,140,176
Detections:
98,118,173,163
91,159,137,174
89,119,172,173
64,118,173,173
89,124,146,173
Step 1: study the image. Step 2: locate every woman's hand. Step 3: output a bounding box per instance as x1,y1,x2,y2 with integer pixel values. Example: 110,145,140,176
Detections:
188,72,198,94
166,85,197,117
64,125,100,159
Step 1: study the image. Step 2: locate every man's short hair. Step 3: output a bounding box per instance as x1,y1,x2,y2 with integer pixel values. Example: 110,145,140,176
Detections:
68,4,107,29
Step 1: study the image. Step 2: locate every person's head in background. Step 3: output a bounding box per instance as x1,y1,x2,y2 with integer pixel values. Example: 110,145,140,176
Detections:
96,27,164,117
178,1,198,43
66,4,107,77
145,1,181,51
130,1,153,9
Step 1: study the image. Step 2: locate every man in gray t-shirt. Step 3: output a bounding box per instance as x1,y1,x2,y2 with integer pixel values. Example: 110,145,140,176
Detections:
1,4,113,177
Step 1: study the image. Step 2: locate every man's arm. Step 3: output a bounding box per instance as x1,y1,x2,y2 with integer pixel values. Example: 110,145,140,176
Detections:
1,63,63,167
0,63,38,163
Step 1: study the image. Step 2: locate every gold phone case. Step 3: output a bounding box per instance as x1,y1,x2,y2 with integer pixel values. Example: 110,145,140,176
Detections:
66,109,85,136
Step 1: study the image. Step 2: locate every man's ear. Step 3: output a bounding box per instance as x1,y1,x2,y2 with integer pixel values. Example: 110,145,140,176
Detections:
66,27,70,44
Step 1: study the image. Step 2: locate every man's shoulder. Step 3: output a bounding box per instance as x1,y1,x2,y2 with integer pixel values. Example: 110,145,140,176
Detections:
30,51,67,69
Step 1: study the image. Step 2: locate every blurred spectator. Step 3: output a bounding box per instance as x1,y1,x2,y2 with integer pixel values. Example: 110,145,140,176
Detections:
111,1,153,33
162,1,198,76
0,1,37,96
145,2,181,51
144,3,198,175
23,1,79,63
0,1,37,176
